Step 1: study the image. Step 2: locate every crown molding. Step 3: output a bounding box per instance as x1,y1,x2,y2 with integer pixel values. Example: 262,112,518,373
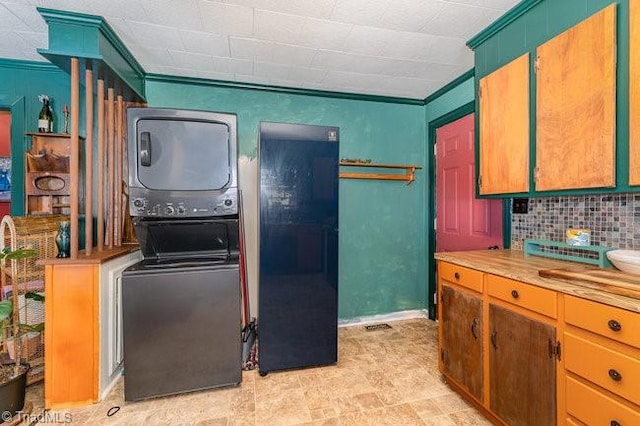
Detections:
145,73,426,106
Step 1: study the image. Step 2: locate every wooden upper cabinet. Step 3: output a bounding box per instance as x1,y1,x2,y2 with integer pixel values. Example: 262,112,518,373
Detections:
535,4,617,191
630,0,640,185
478,53,530,195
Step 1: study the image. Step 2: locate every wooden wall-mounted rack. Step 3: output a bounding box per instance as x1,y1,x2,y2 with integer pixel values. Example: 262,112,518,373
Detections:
339,162,422,184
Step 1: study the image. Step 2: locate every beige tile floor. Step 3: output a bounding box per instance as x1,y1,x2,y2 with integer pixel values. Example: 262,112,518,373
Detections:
26,318,491,425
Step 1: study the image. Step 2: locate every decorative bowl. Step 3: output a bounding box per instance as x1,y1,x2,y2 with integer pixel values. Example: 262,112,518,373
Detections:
606,250,640,274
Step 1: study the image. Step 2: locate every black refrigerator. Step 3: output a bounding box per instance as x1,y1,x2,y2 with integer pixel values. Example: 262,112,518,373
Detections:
258,122,339,375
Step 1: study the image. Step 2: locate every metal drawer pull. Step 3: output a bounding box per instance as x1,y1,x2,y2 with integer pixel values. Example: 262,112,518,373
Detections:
608,319,622,332
454,272,460,280
610,421,621,426
470,318,479,340
511,289,519,299
608,369,622,382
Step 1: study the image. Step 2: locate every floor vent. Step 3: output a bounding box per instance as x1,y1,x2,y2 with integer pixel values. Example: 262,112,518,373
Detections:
364,323,392,331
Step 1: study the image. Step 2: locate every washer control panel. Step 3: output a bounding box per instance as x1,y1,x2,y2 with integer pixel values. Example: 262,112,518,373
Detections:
129,188,237,218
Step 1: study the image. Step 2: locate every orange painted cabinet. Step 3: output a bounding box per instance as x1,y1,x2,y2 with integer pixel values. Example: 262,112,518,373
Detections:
477,52,530,195
535,4,617,191
476,3,618,196
563,295,640,425
438,262,560,425
44,248,141,409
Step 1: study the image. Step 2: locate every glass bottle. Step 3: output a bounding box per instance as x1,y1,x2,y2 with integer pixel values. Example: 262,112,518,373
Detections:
55,221,70,258
38,98,53,133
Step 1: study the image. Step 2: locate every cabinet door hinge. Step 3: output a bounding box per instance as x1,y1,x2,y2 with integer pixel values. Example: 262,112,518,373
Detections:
533,167,540,183
534,57,541,73
478,175,483,189
549,339,561,361
440,348,445,363
478,85,482,98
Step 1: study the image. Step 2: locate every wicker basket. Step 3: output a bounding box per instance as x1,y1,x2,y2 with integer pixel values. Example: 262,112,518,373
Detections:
0,214,67,384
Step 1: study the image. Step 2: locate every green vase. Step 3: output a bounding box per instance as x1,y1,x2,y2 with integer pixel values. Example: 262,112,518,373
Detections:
55,221,70,258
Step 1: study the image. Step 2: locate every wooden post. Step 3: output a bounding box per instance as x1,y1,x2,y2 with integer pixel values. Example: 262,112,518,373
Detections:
96,80,105,251
70,57,80,259
115,95,123,246
84,68,94,255
107,88,115,249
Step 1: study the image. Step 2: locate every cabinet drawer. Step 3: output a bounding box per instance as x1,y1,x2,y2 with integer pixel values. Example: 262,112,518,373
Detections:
566,376,640,426
486,274,557,318
438,262,483,293
565,295,640,350
565,332,640,405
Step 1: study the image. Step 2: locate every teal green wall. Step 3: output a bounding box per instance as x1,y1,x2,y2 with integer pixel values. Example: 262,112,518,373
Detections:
0,60,72,216
425,77,475,125
145,79,427,319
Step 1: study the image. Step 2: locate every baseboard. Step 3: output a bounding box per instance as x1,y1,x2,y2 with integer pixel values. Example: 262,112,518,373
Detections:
338,309,430,327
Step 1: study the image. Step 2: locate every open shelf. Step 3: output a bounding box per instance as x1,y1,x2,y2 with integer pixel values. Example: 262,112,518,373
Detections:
25,133,79,215
339,161,422,184
524,239,613,268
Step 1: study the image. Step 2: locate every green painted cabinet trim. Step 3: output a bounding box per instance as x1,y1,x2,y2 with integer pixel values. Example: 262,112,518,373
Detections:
467,0,545,49
36,8,146,102
470,0,635,199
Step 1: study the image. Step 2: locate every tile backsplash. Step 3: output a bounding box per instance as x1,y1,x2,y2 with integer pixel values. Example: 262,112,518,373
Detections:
511,193,640,250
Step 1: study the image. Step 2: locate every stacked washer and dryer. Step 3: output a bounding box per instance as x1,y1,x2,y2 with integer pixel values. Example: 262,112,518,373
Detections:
121,108,241,401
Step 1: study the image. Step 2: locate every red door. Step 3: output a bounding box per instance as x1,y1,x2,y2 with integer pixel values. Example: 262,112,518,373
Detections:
0,111,10,218
436,114,503,252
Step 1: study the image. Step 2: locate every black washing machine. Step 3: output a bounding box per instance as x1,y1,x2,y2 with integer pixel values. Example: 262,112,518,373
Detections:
122,218,241,401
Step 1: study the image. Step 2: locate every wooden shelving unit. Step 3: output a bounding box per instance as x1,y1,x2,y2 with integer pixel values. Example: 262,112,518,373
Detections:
339,161,422,184
25,133,80,216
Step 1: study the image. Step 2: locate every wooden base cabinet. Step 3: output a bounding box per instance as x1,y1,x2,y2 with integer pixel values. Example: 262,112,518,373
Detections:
437,260,559,425
44,247,141,409
564,295,640,425
489,304,556,426
440,284,483,401
438,259,640,425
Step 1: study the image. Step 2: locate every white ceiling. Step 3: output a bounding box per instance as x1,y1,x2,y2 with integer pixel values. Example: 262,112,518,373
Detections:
0,0,520,100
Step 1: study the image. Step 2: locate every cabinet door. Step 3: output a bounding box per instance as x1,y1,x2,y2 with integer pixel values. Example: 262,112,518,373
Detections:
478,53,530,195
441,284,483,401
630,0,640,185
489,303,556,426
535,4,616,191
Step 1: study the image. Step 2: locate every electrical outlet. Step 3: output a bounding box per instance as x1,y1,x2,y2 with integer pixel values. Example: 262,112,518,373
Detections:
512,198,529,214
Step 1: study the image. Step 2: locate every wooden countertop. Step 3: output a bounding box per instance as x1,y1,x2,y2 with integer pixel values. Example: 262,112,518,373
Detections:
435,249,640,313
39,244,140,265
